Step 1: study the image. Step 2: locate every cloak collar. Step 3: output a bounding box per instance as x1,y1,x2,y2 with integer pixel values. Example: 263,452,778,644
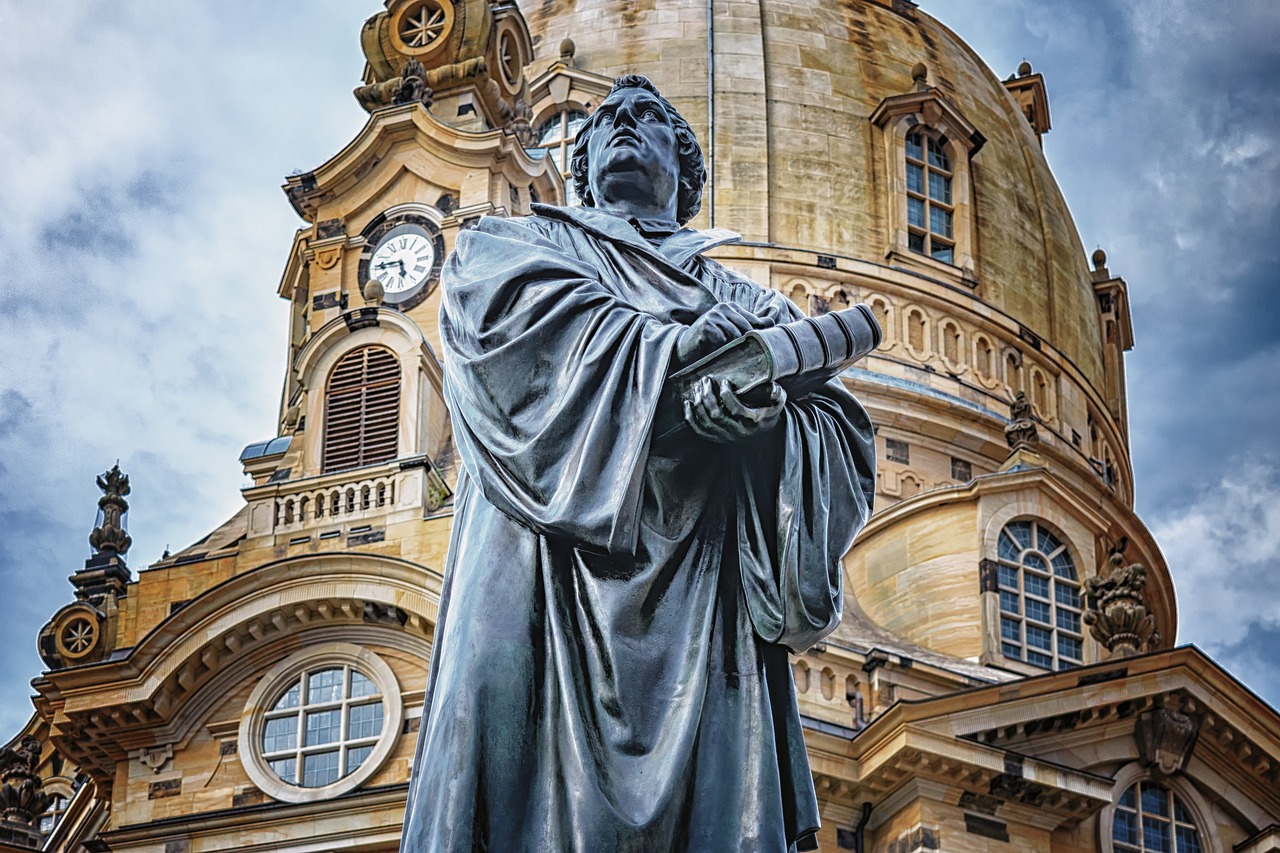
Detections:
530,203,742,269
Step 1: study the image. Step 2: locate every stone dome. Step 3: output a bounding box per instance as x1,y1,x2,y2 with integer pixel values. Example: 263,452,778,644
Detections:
520,0,1105,390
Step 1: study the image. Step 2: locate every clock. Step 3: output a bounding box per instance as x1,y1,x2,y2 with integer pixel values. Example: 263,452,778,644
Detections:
371,224,434,295
357,213,445,308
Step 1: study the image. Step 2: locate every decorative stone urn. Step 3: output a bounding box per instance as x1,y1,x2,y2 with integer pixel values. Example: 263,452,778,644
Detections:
1084,550,1161,657
0,736,49,849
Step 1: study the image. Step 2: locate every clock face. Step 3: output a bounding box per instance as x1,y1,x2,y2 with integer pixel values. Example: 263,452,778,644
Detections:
370,224,435,296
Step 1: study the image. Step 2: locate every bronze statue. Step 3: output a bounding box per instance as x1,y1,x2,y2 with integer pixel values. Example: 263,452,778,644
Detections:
402,75,877,852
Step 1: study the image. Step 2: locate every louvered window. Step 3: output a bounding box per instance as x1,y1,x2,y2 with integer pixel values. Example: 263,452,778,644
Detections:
323,346,400,473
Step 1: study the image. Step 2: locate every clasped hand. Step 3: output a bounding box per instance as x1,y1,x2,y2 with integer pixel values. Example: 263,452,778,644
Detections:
675,303,787,443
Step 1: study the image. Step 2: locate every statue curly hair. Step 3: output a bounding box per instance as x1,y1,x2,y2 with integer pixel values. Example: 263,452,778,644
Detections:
568,74,706,225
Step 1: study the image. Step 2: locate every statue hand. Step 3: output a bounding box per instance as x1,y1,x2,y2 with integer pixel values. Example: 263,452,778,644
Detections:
683,377,786,443
673,302,772,368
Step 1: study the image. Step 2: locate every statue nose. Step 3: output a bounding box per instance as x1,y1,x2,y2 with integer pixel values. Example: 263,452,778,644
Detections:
613,103,638,127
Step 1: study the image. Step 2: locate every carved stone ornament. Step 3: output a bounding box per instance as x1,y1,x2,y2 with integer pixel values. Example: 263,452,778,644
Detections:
0,736,50,849
1083,549,1161,657
1135,707,1199,777
354,0,532,133
1004,390,1039,450
89,464,131,556
38,601,108,669
392,58,434,107
130,744,174,775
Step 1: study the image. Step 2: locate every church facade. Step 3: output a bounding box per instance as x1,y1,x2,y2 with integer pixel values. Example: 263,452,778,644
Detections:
4,2,1278,852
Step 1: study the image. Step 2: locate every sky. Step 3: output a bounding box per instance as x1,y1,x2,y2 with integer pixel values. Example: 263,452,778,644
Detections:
0,1,1277,740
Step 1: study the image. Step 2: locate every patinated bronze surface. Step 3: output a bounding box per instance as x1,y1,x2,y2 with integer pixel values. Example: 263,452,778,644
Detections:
402,75,877,853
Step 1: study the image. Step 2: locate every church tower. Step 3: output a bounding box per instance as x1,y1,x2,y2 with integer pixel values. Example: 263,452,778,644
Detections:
6,3,1279,852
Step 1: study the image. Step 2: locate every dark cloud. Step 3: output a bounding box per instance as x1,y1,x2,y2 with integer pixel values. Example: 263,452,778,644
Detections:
0,389,33,439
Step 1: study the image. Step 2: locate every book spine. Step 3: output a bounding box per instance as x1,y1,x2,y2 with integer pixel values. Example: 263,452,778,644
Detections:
753,304,881,381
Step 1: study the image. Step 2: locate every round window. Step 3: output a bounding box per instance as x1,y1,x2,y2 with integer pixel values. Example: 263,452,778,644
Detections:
240,643,402,803
261,665,385,788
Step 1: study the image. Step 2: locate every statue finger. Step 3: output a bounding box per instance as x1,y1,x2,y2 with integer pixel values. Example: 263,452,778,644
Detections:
695,378,726,423
717,380,759,423
685,398,732,443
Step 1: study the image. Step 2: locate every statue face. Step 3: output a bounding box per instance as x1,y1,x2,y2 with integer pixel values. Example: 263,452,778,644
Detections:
586,86,680,217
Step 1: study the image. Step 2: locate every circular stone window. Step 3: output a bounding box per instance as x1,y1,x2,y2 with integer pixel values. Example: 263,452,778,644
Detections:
239,642,402,803
390,0,454,56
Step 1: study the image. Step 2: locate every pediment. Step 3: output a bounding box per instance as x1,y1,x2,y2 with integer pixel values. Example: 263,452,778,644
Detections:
871,88,986,157
30,553,444,788
904,647,1280,826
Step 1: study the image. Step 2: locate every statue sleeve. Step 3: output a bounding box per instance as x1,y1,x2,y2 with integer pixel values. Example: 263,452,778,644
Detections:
440,216,684,556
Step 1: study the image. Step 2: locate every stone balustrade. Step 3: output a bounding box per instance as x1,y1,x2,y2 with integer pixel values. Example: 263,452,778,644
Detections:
243,459,451,541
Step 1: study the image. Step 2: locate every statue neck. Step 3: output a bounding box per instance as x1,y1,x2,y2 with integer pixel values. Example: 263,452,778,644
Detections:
592,192,678,225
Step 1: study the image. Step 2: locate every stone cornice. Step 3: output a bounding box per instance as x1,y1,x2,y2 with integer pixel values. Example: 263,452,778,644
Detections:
856,646,1280,815
282,103,558,221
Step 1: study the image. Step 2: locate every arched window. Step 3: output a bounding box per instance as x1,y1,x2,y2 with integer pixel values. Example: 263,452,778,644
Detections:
38,793,70,837
322,346,400,473
535,109,589,205
904,130,955,263
996,519,1083,670
1112,780,1203,853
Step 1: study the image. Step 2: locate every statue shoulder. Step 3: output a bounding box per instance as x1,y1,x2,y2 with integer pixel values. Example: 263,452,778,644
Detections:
453,213,571,260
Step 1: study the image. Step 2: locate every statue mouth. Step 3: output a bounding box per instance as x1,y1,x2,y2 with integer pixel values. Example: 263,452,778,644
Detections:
609,129,642,148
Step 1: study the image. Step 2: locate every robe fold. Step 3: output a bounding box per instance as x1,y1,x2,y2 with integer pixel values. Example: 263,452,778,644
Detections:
402,204,876,853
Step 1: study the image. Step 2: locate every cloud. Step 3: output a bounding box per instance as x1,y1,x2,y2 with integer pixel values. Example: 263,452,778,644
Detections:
0,0,366,737
1153,458,1280,649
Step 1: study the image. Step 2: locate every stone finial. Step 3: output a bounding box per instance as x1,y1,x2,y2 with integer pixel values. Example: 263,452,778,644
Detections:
282,403,303,434
89,464,131,557
0,736,50,849
1083,548,1161,657
559,38,576,66
362,279,385,308
1004,391,1039,450
1017,59,1033,77
911,62,928,91
1135,705,1199,778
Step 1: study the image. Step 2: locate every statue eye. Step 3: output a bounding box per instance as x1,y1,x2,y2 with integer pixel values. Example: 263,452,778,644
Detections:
642,107,662,121
598,112,614,125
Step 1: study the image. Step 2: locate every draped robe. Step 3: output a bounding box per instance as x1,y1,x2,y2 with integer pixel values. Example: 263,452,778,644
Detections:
402,204,876,853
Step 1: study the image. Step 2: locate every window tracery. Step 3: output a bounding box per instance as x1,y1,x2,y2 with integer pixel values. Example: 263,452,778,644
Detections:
261,665,385,789
1112,780,1204,853
995,519,1083,670
239,642,403,804
37,793,70,837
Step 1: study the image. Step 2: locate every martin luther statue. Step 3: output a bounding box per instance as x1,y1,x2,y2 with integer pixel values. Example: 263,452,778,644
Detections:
402,75,877,852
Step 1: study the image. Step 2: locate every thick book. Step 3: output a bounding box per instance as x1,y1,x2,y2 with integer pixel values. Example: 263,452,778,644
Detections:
655,304,882,439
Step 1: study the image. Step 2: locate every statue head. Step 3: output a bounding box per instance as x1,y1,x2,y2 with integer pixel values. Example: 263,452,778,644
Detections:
569,74,705,224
